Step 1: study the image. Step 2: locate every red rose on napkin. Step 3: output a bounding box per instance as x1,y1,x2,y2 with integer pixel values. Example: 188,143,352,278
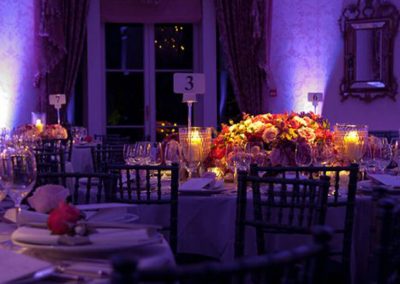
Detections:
47,202,82,235
84,135,93,143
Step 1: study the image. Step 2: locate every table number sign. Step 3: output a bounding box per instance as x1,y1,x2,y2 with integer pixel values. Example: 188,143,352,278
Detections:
307,92,323,113
49,94,66,124
173,73,205,95
174,73,205,129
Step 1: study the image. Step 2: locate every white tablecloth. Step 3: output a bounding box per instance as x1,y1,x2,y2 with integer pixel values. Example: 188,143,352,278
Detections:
136,190,374,284
70,145,95,172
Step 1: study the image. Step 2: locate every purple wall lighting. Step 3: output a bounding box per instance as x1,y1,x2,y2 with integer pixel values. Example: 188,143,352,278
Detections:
0,0,38,128
268,0,344,114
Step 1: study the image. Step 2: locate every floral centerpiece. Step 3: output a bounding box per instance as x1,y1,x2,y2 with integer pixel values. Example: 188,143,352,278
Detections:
14,124,68,140
207,112,334,169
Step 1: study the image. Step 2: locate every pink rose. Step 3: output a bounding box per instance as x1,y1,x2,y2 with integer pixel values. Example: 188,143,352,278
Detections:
297,127,316,143
262,125,279,143
28,184,70,213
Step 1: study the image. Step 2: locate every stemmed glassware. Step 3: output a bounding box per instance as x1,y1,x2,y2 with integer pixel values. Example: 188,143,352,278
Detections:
295,142,313,167
164,140,181,166
374,137,392,173
148,142,163,166
313,143,334,166
0,144,37,221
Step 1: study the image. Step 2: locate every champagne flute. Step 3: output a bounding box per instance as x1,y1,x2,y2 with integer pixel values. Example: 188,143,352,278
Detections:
0,145,37,222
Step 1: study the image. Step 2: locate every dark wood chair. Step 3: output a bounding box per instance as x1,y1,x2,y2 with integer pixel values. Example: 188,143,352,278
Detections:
91,144,124,172
38,138,73,162
249,163,359,283
235,170,330,259
94,134,130,145
34,148,66,174
111,226,333,284
106,163,179,254
35,172,118,204
371,197,400,284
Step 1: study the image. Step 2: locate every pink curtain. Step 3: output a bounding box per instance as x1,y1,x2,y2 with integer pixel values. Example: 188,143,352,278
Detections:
215,0,271,114
100,0,202,23
35,0,89,123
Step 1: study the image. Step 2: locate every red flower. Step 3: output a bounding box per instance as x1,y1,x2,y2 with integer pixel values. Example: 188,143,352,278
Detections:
47,202,82,235
84,135,93,143
210,145,225,160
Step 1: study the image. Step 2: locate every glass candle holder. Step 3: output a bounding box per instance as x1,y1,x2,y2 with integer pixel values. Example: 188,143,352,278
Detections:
179,127,212,178
334,124,368,164
31,112,46,133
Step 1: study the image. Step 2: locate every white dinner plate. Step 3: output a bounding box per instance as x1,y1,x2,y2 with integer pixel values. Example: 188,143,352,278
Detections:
13,230,162,254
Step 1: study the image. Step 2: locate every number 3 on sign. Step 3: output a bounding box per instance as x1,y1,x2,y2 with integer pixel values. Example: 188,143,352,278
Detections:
173,73,205,94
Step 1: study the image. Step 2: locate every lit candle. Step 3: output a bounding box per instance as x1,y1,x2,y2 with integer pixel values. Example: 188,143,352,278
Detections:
189,130,202,161
35,119,44,133
343,131,362,162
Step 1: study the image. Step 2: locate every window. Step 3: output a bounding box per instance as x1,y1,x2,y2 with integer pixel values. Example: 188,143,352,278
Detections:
105,23,195,141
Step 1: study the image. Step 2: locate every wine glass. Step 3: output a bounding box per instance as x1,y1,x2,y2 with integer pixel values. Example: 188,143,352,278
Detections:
295,142,313,167
0,145,37,221
313,143,334,166
148,142,163,166
133,141,151,165
181,143,201,178
374,138,392,173
164,140,181,166
123,144,136,165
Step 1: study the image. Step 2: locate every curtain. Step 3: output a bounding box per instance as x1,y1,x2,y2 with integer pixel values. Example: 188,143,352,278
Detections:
215,0,271,114
35,0,90,123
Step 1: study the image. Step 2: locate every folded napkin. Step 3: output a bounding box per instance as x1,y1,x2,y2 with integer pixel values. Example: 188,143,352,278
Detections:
11,226,151,246
0,249,51,283
4,208,48,225
368,174,400,188
28,184,70,213
4,203,137,225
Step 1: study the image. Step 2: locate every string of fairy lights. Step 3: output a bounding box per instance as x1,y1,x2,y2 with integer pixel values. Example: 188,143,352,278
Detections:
154,25,186,52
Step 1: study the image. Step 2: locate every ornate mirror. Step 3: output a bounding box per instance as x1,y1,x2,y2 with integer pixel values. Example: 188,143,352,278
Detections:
340,0,399,102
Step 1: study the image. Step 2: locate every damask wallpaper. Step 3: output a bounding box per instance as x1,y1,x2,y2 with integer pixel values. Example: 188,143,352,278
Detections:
269,0,400,130
0,0,38,128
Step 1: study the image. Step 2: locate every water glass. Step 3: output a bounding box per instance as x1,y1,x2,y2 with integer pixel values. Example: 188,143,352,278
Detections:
295,142,313,167
164,140,181,165
148,142,163,166
0,145,37,217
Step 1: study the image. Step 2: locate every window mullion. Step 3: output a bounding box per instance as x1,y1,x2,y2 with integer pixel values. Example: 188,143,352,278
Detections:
144,24,156,141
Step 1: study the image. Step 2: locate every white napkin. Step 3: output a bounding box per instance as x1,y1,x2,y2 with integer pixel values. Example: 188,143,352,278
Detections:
3,208,48,225
4,203,137,225
11,227,151,246
180,178,215,191
368,174,400,187
0,250,51,283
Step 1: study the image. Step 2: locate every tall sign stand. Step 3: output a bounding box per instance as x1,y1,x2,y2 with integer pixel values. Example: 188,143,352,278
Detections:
49,94,66,124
